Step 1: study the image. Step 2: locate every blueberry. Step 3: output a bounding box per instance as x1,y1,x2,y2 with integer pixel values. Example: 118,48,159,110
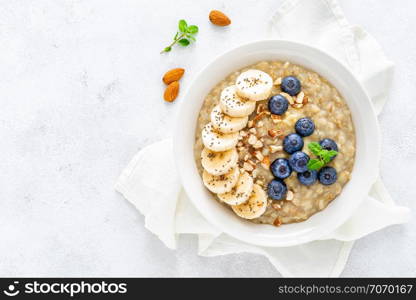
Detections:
281,76,301,96
289,151,310,173
318,167,337,185
319,138,339,160
297,170,318,186
268,94,289,115
283,133,304,154
270,158,292,179
295,117,315,137
267,179,287,200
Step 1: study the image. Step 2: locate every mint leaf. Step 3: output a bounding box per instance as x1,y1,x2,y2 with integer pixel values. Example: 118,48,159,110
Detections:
178,19,188,32
187,25,199,34
178,38,190,46
321,151,332,164
308,142,322,156
327,150,338,157
321,149,338,163
307,159,324,171
306,142,339,170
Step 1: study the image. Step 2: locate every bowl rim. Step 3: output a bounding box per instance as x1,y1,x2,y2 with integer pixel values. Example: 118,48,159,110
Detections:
173,39,381,247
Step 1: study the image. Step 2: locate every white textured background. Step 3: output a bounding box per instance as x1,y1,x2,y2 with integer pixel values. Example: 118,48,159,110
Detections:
0,0,415,277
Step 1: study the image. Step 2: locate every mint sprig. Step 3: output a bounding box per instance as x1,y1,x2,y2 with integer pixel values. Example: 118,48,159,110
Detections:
307,142,338,171
161,19,199,53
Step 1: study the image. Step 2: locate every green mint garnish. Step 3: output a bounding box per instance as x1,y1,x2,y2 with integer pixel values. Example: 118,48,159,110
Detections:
308,142,322,156
307,142,338,171
307,159,324,170
160,19,199,54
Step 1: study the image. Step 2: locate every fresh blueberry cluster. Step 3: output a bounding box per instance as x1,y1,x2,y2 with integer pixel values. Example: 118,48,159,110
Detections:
267,116,339,200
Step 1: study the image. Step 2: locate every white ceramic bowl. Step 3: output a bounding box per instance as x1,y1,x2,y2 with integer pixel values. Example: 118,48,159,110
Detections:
174,40,380,247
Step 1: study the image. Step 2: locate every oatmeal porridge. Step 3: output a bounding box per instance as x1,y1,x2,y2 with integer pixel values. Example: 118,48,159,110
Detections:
194,60,356,225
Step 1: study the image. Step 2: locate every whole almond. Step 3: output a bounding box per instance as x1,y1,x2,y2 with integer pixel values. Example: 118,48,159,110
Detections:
164,81,180,102
162,68,185,85
209,10,231,26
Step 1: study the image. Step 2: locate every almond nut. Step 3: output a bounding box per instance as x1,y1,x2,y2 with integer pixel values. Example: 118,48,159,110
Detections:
209,10,231,26
247,159,257,167
274,77,282,85
243,162,253,172
163,81,180,102
256,180,264,186
269,145,283,153
162,68,185,85
253,140,263,149
268,129,281,138
261,147,270,156
280,92,294,104
272,203,281,210
270,114,282,124
256,103,266,114
254,151,264,161
273,217,282,227
253,111,267,122
296,91,304,104
247,134,257,145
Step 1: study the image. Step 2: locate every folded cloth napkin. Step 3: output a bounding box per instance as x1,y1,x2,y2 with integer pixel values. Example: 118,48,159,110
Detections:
115,0,410,277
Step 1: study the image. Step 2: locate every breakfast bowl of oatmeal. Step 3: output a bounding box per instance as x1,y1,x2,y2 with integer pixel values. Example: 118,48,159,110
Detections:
173,40,380,247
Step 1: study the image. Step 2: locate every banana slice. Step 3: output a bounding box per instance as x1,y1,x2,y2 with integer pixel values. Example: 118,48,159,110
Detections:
220,85,256,117
211,105,248,133
236,69,273,101
218,171,254,205
202,167,240,194
201,147,238,176
231,184,267,219
202,123,239,152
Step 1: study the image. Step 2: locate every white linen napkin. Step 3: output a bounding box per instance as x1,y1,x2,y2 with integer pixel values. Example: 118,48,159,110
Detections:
115,0,410,277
